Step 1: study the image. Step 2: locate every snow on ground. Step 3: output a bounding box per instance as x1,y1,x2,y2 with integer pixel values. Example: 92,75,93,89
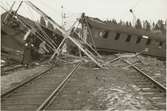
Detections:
93,85,152,110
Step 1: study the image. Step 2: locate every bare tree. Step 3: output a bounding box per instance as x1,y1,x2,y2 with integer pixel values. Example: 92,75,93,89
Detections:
135,19,142,29
143,20,151,31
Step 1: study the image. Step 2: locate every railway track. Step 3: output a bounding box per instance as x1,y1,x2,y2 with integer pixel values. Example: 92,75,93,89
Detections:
1,62,17,68
1,54,166,110
1,57,50,75
1,64,24,75
1,62,81,111
113,55,166,110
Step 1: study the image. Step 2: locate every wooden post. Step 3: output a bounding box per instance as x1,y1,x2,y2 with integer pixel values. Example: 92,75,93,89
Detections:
49,37,66,61
23,29,31,41
15,1,23,14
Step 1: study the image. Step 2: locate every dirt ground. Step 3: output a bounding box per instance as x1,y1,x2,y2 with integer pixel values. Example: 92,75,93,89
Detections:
1,64,50,94
1,55,166,110
116,54,166,87
47,63,161,110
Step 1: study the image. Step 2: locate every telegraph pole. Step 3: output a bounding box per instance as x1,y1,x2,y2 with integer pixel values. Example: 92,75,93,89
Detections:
61,5,64,28
129,9,137,27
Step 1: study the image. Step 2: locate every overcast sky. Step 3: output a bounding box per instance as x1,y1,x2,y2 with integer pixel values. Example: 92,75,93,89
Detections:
0,0,167,27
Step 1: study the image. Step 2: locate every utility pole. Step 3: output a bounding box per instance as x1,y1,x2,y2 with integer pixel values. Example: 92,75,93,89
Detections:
129,9,137,27
165,19,167,37
61,5,64,28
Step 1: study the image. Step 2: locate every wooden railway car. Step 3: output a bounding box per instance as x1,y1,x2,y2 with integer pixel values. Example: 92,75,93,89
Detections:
80,14,166,58
1,11,63,63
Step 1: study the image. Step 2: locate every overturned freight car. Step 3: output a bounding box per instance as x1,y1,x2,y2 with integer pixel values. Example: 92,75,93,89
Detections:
80,14,166,58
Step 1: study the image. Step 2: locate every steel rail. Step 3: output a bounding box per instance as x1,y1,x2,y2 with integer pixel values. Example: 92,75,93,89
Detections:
1,66,53,97
113,54,166,91
36,62,81,111
1,62,18,68
2,64,23,73
120,58,166,91
120,58,166,109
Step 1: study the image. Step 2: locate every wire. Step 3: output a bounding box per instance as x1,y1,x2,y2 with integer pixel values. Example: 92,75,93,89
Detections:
37,0,82,29
0,1,9,10
37,0,58,14
0,4,7,11
33,0,59,21
131,0,143,10
5,1,10,8
26,4,39,21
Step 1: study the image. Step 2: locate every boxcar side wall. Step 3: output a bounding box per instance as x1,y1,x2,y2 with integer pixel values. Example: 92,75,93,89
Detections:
91,28,166,58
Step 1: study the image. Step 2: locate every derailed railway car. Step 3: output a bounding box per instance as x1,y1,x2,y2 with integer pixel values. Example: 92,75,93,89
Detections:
1,11,63,64
80,14,166,58
1,12,26,63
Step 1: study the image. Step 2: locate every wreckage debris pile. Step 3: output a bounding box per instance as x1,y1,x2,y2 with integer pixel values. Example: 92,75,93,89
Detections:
0,1,166,110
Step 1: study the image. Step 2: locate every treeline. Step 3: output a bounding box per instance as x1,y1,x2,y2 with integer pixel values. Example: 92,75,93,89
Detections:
104,19,166,34
40,16,166,34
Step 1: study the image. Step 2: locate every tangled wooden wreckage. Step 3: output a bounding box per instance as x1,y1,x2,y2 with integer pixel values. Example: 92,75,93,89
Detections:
1,1,166,110
1,1,104,68
1,2,166,69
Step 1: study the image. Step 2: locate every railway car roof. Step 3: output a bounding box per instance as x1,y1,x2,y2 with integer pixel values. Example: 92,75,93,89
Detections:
84,16,165,42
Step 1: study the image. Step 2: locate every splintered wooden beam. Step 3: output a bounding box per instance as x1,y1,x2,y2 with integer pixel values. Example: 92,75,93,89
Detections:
15,1,23,14
49,37,66,61
25,1,104,68
67,36,104,68
75,32,102,58
23,29,31,40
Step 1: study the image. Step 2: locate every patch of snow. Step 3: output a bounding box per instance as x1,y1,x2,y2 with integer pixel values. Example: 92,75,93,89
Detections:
93,86,152,110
